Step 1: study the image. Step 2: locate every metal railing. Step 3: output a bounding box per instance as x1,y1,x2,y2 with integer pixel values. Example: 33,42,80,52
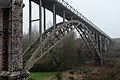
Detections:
57,0,111,39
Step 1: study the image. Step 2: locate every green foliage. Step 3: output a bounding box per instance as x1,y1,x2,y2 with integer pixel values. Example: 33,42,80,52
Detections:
30,31,88,71
28,72,57,80
23,28,39,51
23,33,29,51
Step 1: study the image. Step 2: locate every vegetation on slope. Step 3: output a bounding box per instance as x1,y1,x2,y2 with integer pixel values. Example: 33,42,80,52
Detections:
23,28,120,80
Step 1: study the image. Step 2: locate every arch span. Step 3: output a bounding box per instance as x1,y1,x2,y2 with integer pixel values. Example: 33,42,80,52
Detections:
23,20,102,70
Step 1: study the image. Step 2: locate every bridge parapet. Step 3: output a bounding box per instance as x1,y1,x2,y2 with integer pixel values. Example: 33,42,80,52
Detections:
32,0,111,39
56,0,111,39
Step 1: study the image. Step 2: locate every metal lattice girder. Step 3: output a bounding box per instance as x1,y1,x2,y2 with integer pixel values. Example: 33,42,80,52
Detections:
22,22,64,63
23,20,80,70
76,24,102,58
23,20,103,70
31,0,111,39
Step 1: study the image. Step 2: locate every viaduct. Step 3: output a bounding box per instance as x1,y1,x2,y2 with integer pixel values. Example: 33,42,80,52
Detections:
0,0,111,79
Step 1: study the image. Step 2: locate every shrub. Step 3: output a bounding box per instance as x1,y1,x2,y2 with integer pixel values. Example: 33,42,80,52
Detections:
55,72,62,80
69,76,75,80
28,77,35,80
69,71,74,75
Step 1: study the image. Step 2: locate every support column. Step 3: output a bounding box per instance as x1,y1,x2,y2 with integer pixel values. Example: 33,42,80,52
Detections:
2,9,9,80
95,32,99,49
39,0,42,37
92,29,96,43
101,37,105,53
106,38,110,51
53,4,56,30
29,0,32,43
0,0,29,80
39,0,42,55
94,32,102,65
63,11,65,22
43,8,46,31
88,27,92,43
98,34,101,53
104,38,107,52
98,35,103,65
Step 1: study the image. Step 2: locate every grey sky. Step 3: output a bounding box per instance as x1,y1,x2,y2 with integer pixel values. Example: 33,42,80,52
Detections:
23,0,120,38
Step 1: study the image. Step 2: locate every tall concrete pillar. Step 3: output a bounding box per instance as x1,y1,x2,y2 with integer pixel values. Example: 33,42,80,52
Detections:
53,4,56,30
95,31,98,49
63,11,65,22
98,35,103,65
92,29,96,43
39,0,42,37
0,0,29,79
101,37,106,53
104,38,107,52
94,32,102,65
39,0,42,56
98,34,101,53
29,0,32,43
43,8,46,31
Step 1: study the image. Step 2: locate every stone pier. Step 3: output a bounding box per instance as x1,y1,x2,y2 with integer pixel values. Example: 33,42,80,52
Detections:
0,0,29,80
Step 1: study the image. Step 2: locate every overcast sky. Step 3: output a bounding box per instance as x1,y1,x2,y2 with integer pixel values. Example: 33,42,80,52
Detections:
23,0,120,38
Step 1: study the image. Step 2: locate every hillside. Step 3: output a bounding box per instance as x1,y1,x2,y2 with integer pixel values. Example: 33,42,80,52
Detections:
104,38,120,58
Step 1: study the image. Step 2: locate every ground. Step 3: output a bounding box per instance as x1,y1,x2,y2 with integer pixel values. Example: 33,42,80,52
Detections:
44,65,114,80
29,64,116,80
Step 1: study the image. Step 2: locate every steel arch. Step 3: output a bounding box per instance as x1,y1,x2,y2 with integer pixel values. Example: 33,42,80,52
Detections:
23,20,102,70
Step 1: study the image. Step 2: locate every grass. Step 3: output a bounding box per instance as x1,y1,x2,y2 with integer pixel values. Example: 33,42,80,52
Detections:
28,72,57,80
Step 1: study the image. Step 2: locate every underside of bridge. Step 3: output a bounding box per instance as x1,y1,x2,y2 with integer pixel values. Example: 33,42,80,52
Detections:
0,0,111,80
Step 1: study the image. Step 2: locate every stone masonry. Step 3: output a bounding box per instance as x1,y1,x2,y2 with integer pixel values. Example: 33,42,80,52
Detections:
0,0,29,79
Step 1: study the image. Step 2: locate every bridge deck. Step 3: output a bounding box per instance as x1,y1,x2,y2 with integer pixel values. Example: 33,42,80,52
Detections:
31,0,111,39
